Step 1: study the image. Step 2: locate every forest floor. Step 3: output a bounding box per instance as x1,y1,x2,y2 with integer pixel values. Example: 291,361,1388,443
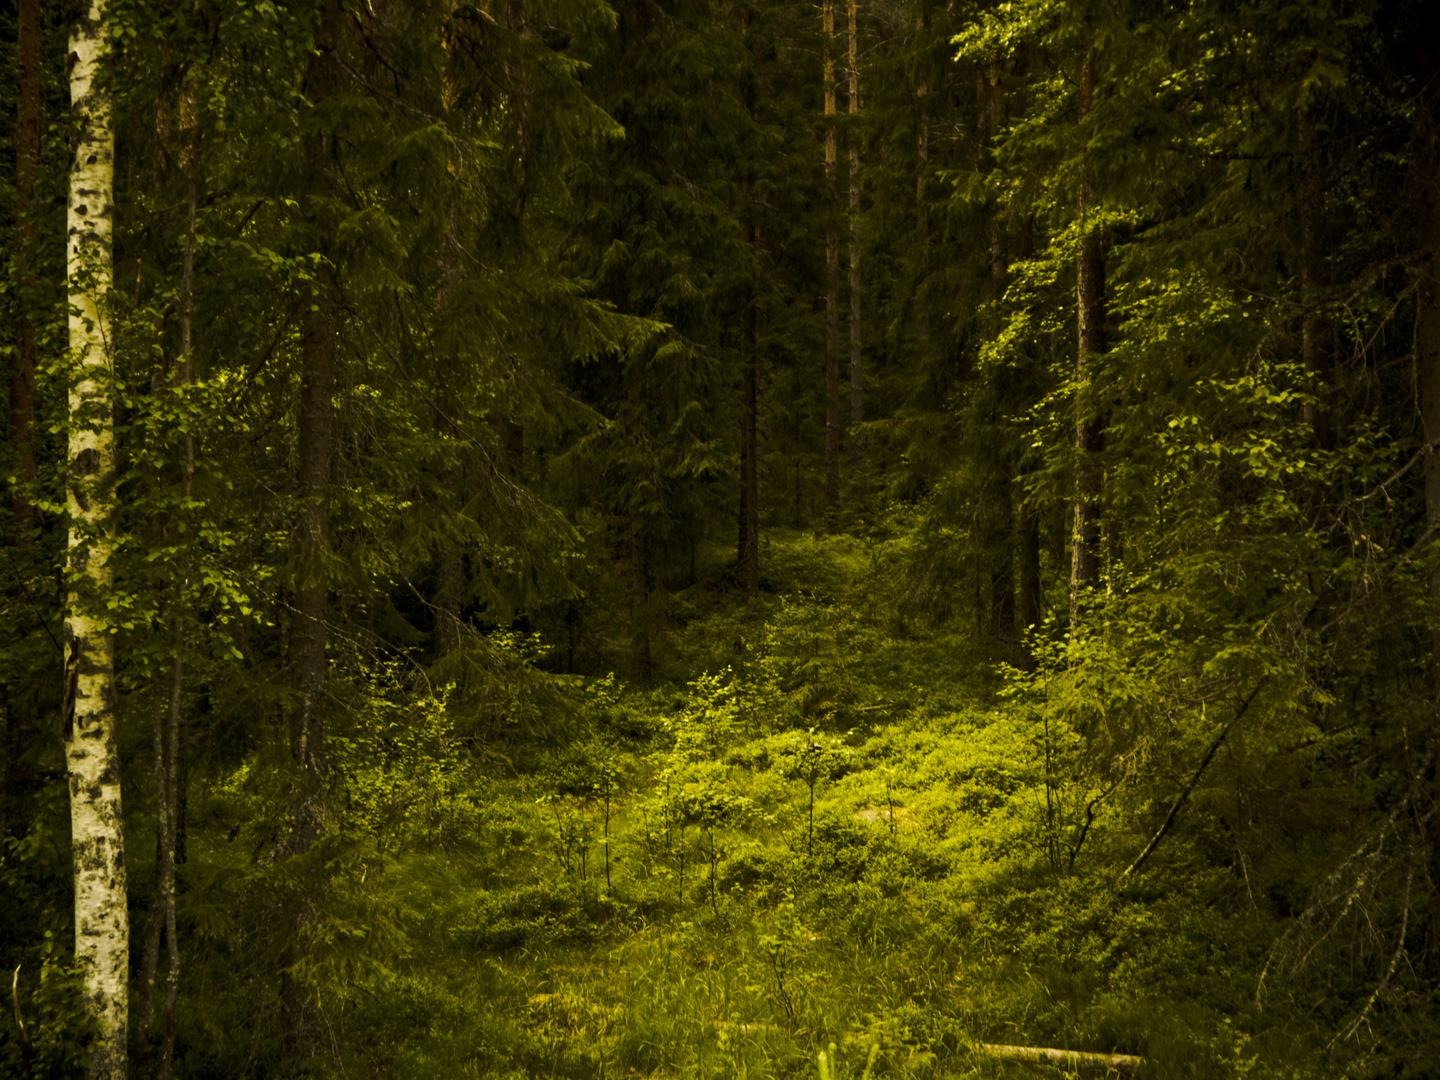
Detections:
189,531,1326,1079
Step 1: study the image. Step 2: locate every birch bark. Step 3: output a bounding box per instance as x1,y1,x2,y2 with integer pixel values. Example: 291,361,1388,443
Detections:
66,2,129,1076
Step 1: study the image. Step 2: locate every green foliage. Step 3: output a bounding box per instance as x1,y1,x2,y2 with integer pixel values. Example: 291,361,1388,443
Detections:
0,935,93,1080
333,669,474,853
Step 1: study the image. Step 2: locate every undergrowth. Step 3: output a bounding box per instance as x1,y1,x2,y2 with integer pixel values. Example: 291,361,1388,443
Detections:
163,531,1419,1080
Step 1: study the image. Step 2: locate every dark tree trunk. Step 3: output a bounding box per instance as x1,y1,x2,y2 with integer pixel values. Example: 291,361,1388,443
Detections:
991,476,1016,646
290,285,334,851
281,5,342,1056
11,0,41,519
824,0,841,529
1301,115,1332,450
914,12,930,361
1019,499,1042,663
283,0,340,875
1071,54,1106,634
741,279,759,598
981,53,1016,651
740,7,760,598
434,535,463,657
504,416,524,478
1417,83,1440,977
630,518,653,683
847,0,863,473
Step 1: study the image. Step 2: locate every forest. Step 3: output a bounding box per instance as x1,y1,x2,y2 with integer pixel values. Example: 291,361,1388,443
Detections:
2,0,1439,1077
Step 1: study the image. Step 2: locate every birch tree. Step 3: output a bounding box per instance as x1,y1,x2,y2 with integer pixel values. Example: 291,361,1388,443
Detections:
65,0,129,1076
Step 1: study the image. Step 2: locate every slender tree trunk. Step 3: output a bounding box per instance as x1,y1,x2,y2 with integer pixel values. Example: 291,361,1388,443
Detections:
742,291,759,597
1019,501,1041,651
289,353,333,835
157,94,199,1080
1418,84,1440,977
11,0,41,521
914,13,929,361
1012,208,1041,666
137,103,195,1074
434,537,463,656
740,6,760,597
824,0,840,529
630,518,652,682
1300,115,1332,450
66,3,128,1076
288,0,340,858
137,690,163,1063
134,103,174,1045
991,474,1016,645
983,54,1017,648
281,7,341,1056
290,304,334,852
1071,53,1105,634
434,167,465,658
847,0,863,472
503,417,524,478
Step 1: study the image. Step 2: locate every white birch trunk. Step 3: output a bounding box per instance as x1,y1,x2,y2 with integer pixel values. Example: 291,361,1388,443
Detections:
66,2,128,1077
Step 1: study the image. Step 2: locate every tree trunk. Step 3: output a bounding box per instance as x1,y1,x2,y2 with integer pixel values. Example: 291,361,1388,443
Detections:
66,3,129,1076
1418,79,1440,977
991,469,1016,646
914,13,929,361
11,0,41,522
434,165,466,658
741,255,760,598
630,518,652,682
280,7,341,1056
158,93,198,1080
503,416,524,478
979,50,1016,651
1019,499,1041,658
434,536,463,657
288,0,340,859
847,0,863,473
1300,114,1332,450
1071,53,1105,635
823,0,840,529
289,304,334,852
739,6,760,598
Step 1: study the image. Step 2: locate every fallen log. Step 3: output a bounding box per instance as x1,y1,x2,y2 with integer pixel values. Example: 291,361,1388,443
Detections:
978,1043,1143,1073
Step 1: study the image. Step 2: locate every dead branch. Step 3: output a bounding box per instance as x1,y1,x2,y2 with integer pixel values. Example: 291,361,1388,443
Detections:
1120,679,1266,881
978,1043,1143,1073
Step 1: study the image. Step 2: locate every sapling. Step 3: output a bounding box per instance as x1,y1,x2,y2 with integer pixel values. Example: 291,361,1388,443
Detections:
676,788,752,916
785,731,850,857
